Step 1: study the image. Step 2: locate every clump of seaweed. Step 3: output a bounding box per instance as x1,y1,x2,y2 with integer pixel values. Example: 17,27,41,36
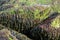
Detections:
29,12,60,40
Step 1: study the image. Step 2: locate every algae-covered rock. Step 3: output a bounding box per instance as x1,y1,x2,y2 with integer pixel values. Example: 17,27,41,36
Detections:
0,29,32,40
10,30,32,40
0,24,5,30
0,29,18,40
29,12,60,40
0,13,34,33
0,0,50,33
30,25,60,40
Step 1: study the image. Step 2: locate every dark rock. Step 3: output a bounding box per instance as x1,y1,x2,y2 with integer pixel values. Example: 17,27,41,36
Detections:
0,29,32,40
10,29,32,40
29,12,60,40
0,13,34,33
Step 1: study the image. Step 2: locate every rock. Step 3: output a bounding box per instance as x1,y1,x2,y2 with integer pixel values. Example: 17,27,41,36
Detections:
0,24,6,30
10,30,32,40
29,12,60,40
0,29,32,40
0,29,18,40
30,25,60,40
0,13,34,33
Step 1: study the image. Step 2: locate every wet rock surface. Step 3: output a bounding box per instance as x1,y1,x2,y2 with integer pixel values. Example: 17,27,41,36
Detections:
0,10,60,40
0,0,60,40
0,28,32,40
0,29,18,40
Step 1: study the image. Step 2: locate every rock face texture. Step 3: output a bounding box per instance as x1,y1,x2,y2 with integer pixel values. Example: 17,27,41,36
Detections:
0,29,18,40
0,0,60,40
0,29,32,40
10,29,32,40
29,12,60,40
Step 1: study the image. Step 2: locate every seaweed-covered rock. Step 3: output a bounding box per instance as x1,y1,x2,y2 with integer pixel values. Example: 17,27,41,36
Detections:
30,26,49,40
0,4,13,11
10,30,32,40
0,24,6,30
30,25,60,40
0,0,50,33
0,0,10,6
0,13,34,33
0,29,18,40
0,29,32,40
29,12,60,40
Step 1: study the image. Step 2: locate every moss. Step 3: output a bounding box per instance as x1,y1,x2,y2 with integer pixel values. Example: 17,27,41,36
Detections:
51,16,60,28
9,38,13,40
